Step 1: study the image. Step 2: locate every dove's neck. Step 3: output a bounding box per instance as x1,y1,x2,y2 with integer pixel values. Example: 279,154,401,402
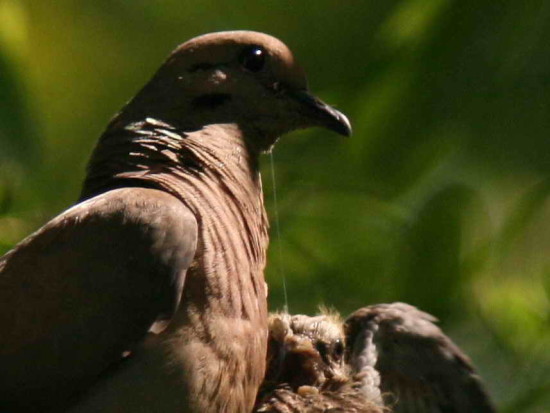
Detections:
82,118,269,412
82,118,269,310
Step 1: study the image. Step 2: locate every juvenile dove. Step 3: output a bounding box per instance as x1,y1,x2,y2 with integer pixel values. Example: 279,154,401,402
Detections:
256,304,496,413
255,312,384,413
0,31,351,412
345,303,497,412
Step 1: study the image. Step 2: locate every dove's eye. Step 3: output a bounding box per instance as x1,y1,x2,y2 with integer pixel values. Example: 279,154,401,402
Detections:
239,46,266,72
333,339,344,360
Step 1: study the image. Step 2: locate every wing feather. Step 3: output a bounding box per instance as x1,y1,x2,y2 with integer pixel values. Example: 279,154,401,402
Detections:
345,303,496,413
0,187,197,410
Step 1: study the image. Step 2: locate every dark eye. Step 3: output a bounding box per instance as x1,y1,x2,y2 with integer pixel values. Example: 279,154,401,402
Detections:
333,339,344,360
315,341,328,358
239,45,266,72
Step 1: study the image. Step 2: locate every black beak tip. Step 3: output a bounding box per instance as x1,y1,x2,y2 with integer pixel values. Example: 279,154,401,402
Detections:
333,111,352,137
288,88,352,138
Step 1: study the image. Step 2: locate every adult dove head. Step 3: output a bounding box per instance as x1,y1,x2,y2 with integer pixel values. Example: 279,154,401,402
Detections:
120,30,351,151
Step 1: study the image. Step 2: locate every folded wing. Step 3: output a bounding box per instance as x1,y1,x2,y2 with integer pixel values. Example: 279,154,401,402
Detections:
0,187,197,411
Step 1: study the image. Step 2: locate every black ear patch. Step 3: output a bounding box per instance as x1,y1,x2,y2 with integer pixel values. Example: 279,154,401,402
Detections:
192,93,232,109
188,62,216,72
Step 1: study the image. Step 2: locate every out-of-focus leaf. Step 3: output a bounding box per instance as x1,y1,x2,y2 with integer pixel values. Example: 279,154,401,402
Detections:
479,278,549,353
0,47,37,166
502,381,550,413
400,183,484,321
0,182,13,215
0,0,38,166
498,178,550,256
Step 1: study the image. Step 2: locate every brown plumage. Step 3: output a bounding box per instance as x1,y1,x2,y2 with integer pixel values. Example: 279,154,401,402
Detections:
0,31,350,412
345,303,497,413
256,304,496,413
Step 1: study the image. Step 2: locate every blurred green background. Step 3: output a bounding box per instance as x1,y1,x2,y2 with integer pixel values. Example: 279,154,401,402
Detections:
0,0,548,411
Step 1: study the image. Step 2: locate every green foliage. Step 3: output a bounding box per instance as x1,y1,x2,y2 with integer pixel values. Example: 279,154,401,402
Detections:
0,1,548,410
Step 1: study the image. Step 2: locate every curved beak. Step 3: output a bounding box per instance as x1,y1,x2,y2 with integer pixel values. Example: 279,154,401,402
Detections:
289,89,352,137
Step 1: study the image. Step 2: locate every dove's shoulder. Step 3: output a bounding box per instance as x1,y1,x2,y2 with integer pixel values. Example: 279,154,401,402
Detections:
0,187,197,411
